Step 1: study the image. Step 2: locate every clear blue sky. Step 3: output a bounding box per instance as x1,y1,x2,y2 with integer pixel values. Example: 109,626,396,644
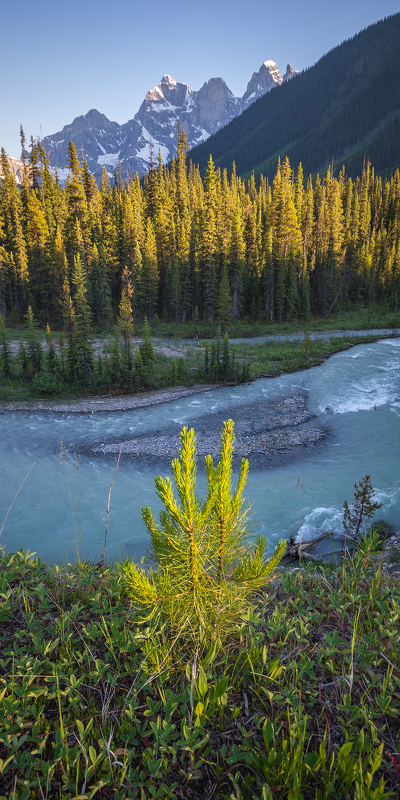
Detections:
2,0,400,158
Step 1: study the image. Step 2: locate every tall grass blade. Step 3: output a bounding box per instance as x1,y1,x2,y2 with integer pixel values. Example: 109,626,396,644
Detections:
101,443,123,568
0,462,36,539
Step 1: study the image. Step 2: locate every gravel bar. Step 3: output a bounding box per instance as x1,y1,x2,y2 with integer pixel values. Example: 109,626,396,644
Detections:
86,395,328,469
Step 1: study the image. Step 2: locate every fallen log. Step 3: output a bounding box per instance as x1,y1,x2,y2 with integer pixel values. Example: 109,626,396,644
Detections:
284,531,333,560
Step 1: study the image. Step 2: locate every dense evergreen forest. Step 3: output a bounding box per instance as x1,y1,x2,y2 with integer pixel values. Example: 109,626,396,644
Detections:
1,127,400,392
190,13,400,182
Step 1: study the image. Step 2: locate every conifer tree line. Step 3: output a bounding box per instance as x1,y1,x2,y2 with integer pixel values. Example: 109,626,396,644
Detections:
1,125,400,337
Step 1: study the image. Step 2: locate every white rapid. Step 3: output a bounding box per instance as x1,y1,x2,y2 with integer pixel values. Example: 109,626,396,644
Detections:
1,338,399,563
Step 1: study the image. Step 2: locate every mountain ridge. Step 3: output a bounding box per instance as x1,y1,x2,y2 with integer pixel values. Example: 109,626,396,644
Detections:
41,60,297,182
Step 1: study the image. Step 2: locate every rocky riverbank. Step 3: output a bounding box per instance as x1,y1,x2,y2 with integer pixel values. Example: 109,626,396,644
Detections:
0,384,217,414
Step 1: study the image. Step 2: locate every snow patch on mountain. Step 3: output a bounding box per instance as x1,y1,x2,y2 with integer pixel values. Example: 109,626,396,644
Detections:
97,153,120,166
50,166,71,183
136,142,170,162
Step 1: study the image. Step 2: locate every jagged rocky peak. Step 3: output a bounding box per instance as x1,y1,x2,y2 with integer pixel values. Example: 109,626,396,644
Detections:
260,60,283,84
283,64,299,82
242,60,283,108
145,74,193,106
195,78,240,127
63,108,119,134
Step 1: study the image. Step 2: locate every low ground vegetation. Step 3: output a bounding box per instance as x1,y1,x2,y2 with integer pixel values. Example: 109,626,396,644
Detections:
0,424,399,798
0,544,399,799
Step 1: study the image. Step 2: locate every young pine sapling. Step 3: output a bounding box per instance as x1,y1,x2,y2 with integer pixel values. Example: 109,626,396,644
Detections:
342,475,382,543
123,420,286,642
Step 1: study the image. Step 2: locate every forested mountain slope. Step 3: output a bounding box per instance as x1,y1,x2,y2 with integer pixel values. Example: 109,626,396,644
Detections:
189,13,400,180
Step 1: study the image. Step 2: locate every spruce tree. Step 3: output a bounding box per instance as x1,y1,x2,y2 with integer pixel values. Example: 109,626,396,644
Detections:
202,261,217,321
343,475,382,543
201,156,218,319
138,316,155,386
109,336,122,389
71,254,93,385
0,148,29,306
217,264,232,330
64,143,89,266
26,305,42,378
45,323,59,379
91,243,112,329
165,259,181,323
26,189,50,320
118,274,134,371
193,305,199,339
142,218,159,320
0,313,13,379
133,347,144,388
176,122,190,219
203,340,209,376
221,332,230,381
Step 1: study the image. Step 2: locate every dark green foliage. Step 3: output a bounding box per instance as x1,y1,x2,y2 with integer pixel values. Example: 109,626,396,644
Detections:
136,316,155,387
203,340,209,374
202,261,218,321
118,276,134,371
241,361,251,382
193,305,199,338
17,340,28,379
139,316,154,366
109,336,122,388
91,243,112,329
222,332,230,380
45,324,59,377
217,264,233,328
165,259,181,323
132,347,144,388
